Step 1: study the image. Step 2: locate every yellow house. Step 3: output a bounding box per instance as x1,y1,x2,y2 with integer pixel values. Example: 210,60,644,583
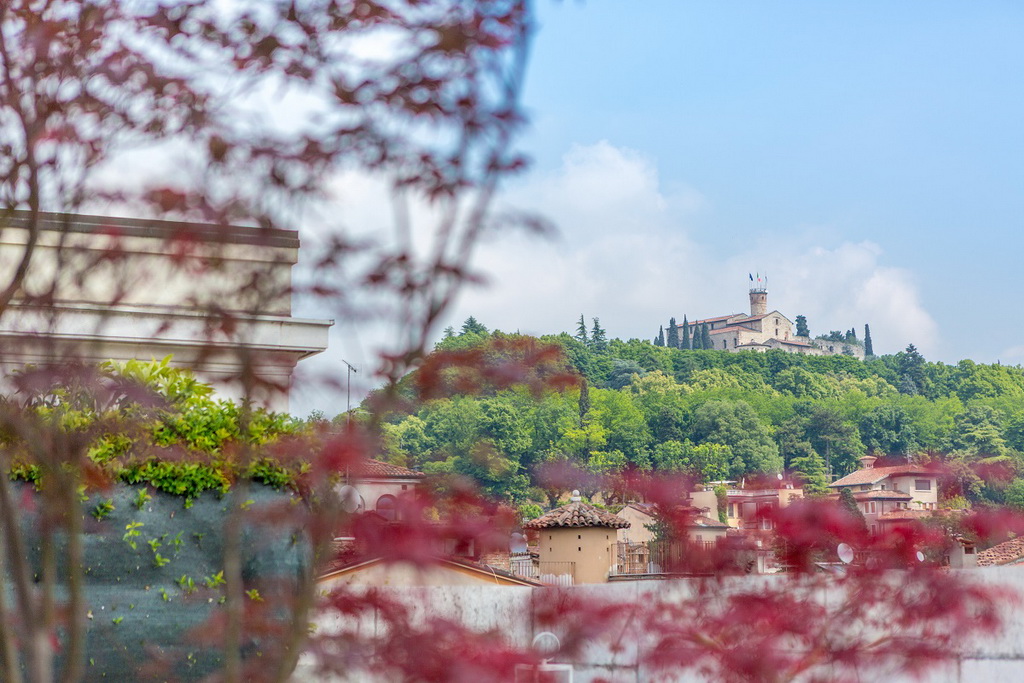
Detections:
524,491,629,585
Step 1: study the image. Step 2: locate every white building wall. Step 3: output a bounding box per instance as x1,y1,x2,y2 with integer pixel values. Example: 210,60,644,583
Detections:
301,566,1024,682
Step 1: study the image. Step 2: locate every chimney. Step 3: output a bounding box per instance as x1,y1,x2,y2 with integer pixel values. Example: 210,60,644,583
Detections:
859,455,877,470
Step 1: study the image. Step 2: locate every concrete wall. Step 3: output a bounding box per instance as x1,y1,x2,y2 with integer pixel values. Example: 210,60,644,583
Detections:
298,565,1024,682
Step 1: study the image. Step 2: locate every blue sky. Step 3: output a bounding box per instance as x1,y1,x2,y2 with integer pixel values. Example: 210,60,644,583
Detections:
294,1,1024,413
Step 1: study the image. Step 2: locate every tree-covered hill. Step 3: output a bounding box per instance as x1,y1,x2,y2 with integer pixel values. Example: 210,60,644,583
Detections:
371,318,1024,509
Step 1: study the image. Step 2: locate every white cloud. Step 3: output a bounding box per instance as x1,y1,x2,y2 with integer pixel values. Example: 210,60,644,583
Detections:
291,140,941,414
450,141,939,358
725,240,939,357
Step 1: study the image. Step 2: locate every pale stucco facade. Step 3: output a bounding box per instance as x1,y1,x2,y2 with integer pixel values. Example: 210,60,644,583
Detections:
0,211,331,411
538,526,618,584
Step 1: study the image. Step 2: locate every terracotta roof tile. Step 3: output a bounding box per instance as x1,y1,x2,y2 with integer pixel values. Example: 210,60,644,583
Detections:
829,465,937,488
524,501,630,530
353,459,425,479
978,537,1024,567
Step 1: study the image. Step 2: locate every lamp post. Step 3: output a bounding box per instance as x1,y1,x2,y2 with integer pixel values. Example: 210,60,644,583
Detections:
341,359,358,425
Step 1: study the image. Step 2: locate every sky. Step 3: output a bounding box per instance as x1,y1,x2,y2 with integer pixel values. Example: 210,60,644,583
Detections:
292,1,1024,415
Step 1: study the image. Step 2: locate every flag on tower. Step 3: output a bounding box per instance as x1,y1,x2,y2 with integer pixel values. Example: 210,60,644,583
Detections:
749,273,753,281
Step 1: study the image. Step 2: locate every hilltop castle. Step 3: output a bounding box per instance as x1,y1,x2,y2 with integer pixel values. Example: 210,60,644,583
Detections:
677,286,865,359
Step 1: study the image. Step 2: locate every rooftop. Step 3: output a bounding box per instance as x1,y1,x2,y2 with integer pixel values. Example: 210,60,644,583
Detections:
829,464,938,488
525,499,630,530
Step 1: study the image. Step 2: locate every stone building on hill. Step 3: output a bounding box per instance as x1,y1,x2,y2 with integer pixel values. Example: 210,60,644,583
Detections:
677,285,865,359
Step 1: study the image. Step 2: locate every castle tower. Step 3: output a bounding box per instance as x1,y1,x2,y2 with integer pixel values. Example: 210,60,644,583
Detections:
749,286,767,317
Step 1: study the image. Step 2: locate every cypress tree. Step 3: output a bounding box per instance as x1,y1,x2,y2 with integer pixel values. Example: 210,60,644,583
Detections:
701,322,712,350
691,322,702,350
795,315,809,337
839,487,867,530
667,317,679,349
655,325,665,346
681,315,690,350
864,324,874,357
578,377,591,427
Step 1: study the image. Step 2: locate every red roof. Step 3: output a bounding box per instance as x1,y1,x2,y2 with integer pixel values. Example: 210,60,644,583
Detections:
682,314,742,325
353,459,425,479
829,465,937,488
978,537,1024,567
525,501,630,529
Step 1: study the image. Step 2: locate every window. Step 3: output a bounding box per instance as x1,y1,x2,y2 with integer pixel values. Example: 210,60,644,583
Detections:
915,479,932,491
375,494,398,521
880,484,886,491
729,503,735,518
869,502,876,513
723,340,727,349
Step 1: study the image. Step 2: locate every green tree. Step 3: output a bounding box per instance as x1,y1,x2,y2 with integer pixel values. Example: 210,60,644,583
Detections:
897,344,928,396
607,358,646,390
864,324,874,357
590,318,608,352
590,388,651,464
461,316,488,336
681,315,690,350
838,487,867,530
1004,478,1024,510
701,323,712,351
795,315,809,337
575,314,589,345
655,325,665,347
667,317,679,349
789,444,829,496
951,403,1007,457
690,399,781,477
859,402,919,457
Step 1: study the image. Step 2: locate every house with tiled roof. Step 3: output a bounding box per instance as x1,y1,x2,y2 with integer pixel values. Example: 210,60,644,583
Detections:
616,502,729,546
676,284,863,358
829,456,939,533
339,458,425,521
523,491,629,584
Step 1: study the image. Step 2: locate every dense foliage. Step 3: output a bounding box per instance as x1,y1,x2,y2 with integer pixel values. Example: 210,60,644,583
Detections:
4,358,306,504
373,319,1024,508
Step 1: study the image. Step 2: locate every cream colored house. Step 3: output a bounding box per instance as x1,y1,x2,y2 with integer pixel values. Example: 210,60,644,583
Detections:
829,456,940,533
340,459,426,520
615,503,729,545
524,492,629,584
0,210,331,411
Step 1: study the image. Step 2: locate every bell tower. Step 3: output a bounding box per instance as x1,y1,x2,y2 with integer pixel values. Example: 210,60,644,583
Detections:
749,286,767,317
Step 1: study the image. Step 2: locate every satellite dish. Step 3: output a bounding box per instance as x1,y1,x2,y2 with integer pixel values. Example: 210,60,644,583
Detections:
777,473,784,481
338,485,363,513
510,532,528,554
916,551,926,563
532,632,561,663
837,543,854,564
